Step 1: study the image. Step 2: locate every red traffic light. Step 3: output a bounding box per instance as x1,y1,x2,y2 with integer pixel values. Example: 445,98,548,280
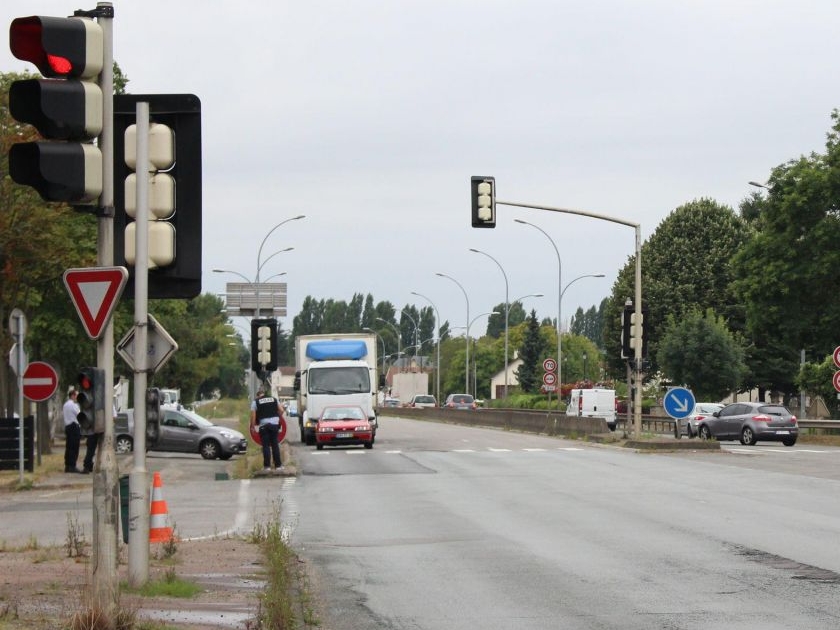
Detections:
9,16,103,79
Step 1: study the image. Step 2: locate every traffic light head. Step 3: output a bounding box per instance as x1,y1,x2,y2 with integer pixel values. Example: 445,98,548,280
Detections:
8,15,105,206
113,94,203,299
10,16,103,79
471,176,496,228
146,387,161,447
250,318,278,373
76,367,104,432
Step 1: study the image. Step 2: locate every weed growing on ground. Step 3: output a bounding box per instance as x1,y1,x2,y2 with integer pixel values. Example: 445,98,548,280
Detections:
65,512,87,558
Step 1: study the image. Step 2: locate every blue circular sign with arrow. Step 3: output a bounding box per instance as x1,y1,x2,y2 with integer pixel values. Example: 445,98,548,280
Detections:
663,387,695,419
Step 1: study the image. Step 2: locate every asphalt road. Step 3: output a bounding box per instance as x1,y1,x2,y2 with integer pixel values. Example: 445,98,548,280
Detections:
4,417,840,629
286,416,840,629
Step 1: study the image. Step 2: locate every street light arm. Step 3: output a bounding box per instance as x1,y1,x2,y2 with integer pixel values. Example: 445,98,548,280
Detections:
436,272,470,393
256,247,294,280
213,268,253,284
256,215,305,278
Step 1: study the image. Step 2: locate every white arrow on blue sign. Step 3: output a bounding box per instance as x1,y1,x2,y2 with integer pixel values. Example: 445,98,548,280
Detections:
663,387,696,419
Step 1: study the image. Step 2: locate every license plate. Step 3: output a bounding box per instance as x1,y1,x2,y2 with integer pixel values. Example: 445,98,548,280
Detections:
775,430,790,435
336,432,353,438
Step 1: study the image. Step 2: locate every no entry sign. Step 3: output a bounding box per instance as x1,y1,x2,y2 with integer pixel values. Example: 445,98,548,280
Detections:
23,361,59,402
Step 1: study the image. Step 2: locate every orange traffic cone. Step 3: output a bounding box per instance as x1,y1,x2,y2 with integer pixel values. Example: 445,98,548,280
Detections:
149,471,174,543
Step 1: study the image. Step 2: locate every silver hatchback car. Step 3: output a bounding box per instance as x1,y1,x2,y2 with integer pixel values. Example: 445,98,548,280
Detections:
114,407,247,459
697,402,798,446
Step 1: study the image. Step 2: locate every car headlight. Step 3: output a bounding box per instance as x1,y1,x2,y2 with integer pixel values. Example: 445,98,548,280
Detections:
317,426,334,433
355,425,370,431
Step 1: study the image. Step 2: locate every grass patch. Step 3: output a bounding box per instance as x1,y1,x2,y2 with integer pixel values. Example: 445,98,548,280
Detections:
124,567,204,599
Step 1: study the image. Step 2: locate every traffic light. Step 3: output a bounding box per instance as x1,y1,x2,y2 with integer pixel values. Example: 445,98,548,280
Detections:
123,122,176,269
471,176,496,228
76,367,104,432
8,15,105,205
250,318,278,372
113,94,203,299
146,387,161,447
622,306,648,358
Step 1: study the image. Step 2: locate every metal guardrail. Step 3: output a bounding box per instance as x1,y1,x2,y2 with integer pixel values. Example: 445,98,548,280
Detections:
614,415,840,436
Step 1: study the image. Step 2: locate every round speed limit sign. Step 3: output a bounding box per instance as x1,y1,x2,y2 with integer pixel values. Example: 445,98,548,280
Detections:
543,371,557,386
543,358,557,373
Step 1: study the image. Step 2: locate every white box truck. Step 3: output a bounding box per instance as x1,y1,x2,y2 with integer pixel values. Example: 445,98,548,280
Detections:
567,388,617,430
294,333,382,445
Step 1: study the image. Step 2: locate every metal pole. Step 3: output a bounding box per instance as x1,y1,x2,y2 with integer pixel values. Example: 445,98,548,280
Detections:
515,220,561,407
128,102,150,587
436,273,469,393
508,201,642,437
469,249,509,399
92,1,119,614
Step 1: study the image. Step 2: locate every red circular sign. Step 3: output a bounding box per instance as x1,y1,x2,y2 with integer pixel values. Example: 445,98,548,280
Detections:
22,361,59,402
249,418,287,445
543,372,557,386
834,346,840,369
543,358,557,373
833,370,840,393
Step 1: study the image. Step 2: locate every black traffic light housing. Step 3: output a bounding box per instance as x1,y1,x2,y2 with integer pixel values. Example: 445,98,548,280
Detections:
76,367,105,432
250,318,278,373
113,94,202,299
471,176,496,228
621,306,649,359
7,15,105,206
146,387,161,447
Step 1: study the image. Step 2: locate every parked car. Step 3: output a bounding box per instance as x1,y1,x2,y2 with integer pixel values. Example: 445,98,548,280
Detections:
315,405,374,450
382,397,401,407
697,402,798,446
444,393,477,410
406,394,437,408
114,407,248,459
678,402,725,438
285,400,299,417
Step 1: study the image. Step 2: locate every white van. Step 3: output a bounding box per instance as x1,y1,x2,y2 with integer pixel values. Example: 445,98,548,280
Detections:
567,388,617,430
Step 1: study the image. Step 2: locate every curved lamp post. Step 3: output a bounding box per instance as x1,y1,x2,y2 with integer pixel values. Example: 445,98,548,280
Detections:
469,248,510,399
454,311,498,397
375,317,401,371
436,272,470,392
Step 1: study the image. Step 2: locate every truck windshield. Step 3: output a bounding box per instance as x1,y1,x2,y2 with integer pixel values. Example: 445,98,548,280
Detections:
308,366,370,395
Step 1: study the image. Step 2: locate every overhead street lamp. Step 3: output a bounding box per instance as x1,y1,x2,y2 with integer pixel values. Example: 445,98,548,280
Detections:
399,309,419,351
454,311,499,398
436,272,470,392
410,291,441,405
375,317,401,371
514,219,562,406
362,327,386,389
469,248,510,399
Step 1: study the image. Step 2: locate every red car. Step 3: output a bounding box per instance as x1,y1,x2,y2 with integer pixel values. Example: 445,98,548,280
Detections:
315,405,375,450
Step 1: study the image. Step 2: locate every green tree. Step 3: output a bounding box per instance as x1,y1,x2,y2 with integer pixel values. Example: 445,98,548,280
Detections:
515,310,543,393
731,110,840,401
797,354,839,418
603,198,749,380
657,309,746,401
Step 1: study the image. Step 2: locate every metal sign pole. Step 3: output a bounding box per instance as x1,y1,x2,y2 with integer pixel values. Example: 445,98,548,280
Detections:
128,101,151,587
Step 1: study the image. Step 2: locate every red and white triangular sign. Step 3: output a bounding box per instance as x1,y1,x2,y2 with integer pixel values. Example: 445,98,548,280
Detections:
63,267,129,340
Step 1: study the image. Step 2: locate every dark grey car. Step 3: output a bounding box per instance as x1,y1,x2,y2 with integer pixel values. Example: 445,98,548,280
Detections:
114,407,247,459
697,402,798,446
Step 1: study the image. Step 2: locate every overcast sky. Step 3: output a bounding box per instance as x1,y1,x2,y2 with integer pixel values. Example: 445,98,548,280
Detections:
4,1,840,339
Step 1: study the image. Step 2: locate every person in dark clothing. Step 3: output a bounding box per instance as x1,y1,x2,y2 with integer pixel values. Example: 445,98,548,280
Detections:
250,386,285,472
63,387,82,473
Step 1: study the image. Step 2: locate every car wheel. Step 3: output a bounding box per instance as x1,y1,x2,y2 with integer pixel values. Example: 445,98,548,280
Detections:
783,437,797,447
115,435,133,454
699,425,712,440
741,426,757,446
199,439,221,459
364,441,373,449
316,443,324,451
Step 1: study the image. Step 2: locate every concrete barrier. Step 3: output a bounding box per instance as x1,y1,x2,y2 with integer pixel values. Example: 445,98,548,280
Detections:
379,407,609,436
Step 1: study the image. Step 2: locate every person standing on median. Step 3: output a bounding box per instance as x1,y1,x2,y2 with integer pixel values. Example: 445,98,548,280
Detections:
250,385,285,473
63,386,82,473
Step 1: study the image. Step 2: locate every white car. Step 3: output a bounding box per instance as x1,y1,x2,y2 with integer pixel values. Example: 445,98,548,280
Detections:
678,402,725,438
407,395,437,408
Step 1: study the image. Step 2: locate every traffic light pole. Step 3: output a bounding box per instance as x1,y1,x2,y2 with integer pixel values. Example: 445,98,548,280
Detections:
89,1,119,616
496,199,644,440
128,102,152,587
